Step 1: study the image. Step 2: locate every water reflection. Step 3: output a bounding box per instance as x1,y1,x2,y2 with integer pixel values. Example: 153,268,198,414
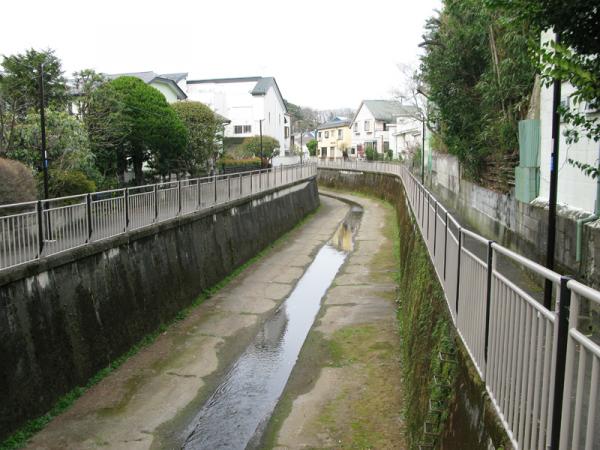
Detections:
181,205,363,450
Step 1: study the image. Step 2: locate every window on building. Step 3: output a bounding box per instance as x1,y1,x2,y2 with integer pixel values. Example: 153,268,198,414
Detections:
284,126,289,138
234,125,243,134
321,147,327,157
383,123,387,131
353,123,358,132
364,120,370,132
351,147,356,154
243,125,251,133
337,129,343,140
324,131,329,138
318,132,322,139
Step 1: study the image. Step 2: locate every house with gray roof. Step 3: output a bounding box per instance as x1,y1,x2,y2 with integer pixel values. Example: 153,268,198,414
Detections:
349,100,420,159
185,76,291,155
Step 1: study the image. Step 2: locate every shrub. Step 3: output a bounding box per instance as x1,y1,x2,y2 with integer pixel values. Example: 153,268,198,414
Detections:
40,169,96,198
218,157,262,173
0,157,36,205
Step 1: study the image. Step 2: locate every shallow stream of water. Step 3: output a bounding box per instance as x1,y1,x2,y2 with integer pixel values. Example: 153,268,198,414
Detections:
181,206,362,450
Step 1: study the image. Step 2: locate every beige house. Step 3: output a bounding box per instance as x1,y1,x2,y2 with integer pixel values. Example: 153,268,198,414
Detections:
316,119,352,159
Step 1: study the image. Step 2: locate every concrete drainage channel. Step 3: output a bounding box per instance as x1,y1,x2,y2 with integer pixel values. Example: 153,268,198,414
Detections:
180,205,363,450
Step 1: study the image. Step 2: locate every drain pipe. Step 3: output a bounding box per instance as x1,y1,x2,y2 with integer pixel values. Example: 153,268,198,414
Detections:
576,144,600,262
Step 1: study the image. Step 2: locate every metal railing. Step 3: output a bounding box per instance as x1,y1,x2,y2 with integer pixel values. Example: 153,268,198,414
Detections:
317,159,599,450
0,163,316,271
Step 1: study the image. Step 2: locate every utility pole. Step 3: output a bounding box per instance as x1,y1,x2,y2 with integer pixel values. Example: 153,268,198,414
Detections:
544,32,562,309
38,63,49,200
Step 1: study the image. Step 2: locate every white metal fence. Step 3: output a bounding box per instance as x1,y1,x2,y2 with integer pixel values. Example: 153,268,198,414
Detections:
0,163,316,271
317,159,599,450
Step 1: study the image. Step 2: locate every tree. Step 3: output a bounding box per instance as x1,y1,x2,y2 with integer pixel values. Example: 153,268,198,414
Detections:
239,135,280,161
0,48,67,155
87,76,187,184
306,139,317,156
6,109,99,191
171,101,219,177
420,0,536,184
71,69,106,120
486,0,599,144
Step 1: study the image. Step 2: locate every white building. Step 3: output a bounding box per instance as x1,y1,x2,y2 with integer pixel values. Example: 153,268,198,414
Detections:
349,100,418,159
185,76,292,155
537,35,599,214
389,115,422,160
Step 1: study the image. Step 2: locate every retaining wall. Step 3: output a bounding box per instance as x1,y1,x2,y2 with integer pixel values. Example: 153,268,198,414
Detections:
0,179,319,440
429,153,600,288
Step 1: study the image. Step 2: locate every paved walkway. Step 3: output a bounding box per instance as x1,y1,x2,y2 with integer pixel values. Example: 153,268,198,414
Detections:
268,191,405,449
25,196,349,450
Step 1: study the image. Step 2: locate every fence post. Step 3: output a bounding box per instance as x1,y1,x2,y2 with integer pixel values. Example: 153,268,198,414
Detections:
433,202,437,256
154,184,158,220
36,200,44,256
240,173,242,197
550,276,572,450
125,188,130,229
250,171,253,193
455,228,462,315
484,240,495,377
86,194,92,242
177,181,182,214
214,175,217,204
197,180,202,209
443,211,448,280
259,169,262,191
228,175,231,200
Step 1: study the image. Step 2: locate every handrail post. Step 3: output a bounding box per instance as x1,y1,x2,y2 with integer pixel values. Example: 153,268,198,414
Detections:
550,276,572,450
177,181,182,214
154,184,158,220
36,200,44,257
214,175,217,204
250,171,253,193
455,228,462,315
228,175,231,200
125,188,130,229
86,193,92,242
443,211,448,280
484,240,495,378
433,202,437,256
259,169,262,191
240,173,242,197
197,180,201,209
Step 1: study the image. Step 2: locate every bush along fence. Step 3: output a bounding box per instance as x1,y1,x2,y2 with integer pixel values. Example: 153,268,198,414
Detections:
317,159,599,450
0,163,316,271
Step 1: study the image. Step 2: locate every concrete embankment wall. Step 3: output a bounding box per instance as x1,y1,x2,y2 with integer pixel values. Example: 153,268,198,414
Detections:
318,169,509,449
0,179,319,440
428,153,600,289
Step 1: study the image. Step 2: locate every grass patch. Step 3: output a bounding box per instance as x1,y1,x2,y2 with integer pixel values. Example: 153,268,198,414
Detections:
1,205,321,450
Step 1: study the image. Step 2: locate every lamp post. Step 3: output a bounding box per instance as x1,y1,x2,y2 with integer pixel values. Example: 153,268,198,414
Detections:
37,63,50,200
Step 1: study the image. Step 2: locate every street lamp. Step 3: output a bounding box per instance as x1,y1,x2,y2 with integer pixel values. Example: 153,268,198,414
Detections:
37,63,50,200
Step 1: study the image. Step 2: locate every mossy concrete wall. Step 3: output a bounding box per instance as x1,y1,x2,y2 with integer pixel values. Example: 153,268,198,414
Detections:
0,179,319,440
318,168,510,449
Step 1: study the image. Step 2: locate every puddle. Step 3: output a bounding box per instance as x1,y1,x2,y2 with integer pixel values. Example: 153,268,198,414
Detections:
181,205,363,450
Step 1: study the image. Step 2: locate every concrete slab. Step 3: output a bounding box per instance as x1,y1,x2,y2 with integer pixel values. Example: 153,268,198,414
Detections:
24,195,350,450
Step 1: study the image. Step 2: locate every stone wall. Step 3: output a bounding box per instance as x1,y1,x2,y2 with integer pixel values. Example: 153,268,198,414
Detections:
0,179,319,440
429,153,600,288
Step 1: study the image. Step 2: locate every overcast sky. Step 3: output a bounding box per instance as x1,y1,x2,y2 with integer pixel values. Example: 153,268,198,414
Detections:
1,0,440,110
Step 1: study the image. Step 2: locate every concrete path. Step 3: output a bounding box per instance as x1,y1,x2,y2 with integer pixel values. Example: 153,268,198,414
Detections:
25,196,349,450
266,191,405,449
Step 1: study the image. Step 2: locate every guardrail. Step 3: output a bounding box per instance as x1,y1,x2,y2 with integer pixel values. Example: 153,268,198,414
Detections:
317,159,599,450
0,163,316,272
